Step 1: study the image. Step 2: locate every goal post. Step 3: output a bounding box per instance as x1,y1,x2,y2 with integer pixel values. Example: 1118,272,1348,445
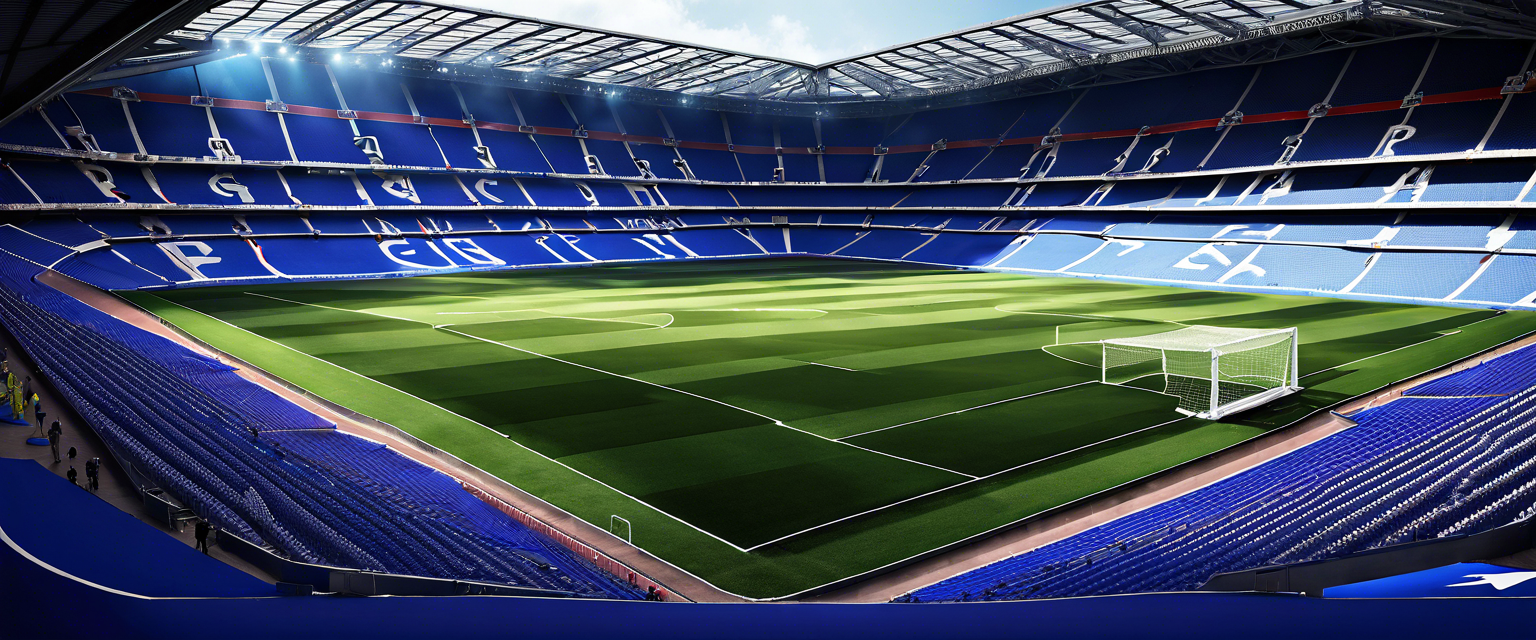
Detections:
1101,325,1301,420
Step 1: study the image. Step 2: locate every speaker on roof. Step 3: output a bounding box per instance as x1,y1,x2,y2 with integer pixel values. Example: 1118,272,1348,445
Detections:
191,95,213,107
573,125,589,139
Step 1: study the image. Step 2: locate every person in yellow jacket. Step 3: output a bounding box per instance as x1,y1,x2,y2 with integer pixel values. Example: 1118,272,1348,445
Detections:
1,362,14,421
12,373,27,420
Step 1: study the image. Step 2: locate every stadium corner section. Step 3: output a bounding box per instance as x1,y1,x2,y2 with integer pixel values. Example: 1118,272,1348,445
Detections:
33,270,719,603
104,264,1536,601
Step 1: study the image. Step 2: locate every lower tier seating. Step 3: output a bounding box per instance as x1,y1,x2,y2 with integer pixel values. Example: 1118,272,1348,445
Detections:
903,345,1536,602
9,210,1535,309
0,252,641,599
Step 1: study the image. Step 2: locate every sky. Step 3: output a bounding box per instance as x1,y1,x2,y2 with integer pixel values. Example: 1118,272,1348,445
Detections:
445,0,1067,64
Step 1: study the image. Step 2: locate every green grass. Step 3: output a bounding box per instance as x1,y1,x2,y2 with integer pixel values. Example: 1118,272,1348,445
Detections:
120,259,1536,598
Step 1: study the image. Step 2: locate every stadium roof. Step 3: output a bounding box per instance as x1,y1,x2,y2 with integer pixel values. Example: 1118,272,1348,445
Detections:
0,0,222,129
150,0,1536,105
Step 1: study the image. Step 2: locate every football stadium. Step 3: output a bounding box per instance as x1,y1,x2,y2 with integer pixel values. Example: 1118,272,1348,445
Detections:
1,0,1535,637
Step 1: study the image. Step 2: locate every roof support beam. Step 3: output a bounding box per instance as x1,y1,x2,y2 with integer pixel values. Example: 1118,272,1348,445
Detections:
1079,5,1181,44
989,27,1089,66
628,51,730,88
287,0,378,45
1147,0,1248,39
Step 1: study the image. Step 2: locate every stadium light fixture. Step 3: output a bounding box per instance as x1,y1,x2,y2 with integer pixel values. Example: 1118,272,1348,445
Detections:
333,53,342,62
279,46,288,54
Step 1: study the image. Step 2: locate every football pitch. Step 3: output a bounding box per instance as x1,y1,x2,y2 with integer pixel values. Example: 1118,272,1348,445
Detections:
121,259,1536,598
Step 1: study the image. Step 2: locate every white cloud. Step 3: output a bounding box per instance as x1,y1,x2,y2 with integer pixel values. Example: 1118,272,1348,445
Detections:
441,0,855,63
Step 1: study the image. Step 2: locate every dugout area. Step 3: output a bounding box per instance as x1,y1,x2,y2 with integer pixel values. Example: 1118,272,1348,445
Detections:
121,259,1536,598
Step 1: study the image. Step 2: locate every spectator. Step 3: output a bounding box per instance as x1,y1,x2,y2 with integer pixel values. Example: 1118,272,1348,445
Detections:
1,361,13,419
47,421,61,463
195,520,211,554
20,375,32,417
85,457,99,492
66,466,77,486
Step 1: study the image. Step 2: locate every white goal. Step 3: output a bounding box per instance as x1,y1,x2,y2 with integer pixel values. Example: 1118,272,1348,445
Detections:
1101,325,1301,420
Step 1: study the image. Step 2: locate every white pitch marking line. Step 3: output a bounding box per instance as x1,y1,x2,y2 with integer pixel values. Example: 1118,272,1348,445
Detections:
836,381,1096,441
1039,344,1100,368
747,414,1193,551
435,310,675,329
1301,330,1458,380
695,308,829,314
439,327,976,480
171,294,753,552
247,292,974,480
801,361,859,372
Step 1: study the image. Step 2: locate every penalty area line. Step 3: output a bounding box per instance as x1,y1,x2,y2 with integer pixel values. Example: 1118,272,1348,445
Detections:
836,381,1096,440
436,329,978,480
1301,331,1457,380
745,413,1193,551
253,294,980,513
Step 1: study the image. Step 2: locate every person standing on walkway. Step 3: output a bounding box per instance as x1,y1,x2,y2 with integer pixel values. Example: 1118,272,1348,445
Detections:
0,362,13,421
47,421,61,463
19,375,33,422
66,466,77,486
195,520,211,554
84,457,99,492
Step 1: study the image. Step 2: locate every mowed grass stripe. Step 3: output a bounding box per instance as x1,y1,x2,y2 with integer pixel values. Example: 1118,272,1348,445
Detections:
843,384,1186,477
219,290,974,547
137,260,1536,598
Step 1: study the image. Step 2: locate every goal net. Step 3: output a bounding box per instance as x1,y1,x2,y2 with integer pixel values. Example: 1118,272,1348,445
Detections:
1101,325,1300,420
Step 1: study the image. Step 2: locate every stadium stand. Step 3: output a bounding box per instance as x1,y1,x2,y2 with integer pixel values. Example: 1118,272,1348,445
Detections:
0,251,641,598
0,457,277,597
4,1,1536,627
903,345,1536,602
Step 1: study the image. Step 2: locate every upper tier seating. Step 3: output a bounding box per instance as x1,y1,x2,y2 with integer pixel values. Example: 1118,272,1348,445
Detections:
4,37,1531,190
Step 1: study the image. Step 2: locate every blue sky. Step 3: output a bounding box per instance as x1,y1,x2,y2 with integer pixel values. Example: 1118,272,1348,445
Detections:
448,1,1066,63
